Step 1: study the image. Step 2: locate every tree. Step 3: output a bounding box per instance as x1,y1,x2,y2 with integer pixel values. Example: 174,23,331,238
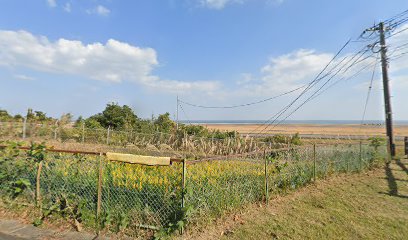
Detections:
85,118,103,129
60,113,73,125
154,113,175,133
0,109,12,121
13,114,24,122
26,108,35,120
87,103,138,130
34,111,47,121
181,124,209,137
74,116,84,127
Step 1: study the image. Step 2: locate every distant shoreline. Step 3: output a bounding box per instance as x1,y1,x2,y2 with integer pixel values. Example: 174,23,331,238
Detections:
180,120,408,126
192,122,408,137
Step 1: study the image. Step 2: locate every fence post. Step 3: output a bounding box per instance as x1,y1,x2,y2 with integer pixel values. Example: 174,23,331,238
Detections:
36,161,43,208
54,120,58,140
313,143,316,182
96,154,103,234
346,151,349,173
404,137,408,156
181,159,186,234
264,150,269,204
181,159,186,209
22,117,27,139
82,121,85,143
106,126,110,145
359,141,363,171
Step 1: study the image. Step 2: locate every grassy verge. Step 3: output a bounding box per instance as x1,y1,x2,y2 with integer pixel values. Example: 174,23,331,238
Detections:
183,159,408,240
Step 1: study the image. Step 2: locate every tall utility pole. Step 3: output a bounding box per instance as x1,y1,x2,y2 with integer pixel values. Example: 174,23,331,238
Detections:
365,22,395,157
378,22,395,157
379,22,395,157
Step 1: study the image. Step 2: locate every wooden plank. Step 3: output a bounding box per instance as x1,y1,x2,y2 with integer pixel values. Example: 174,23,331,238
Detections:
106,152,171,166
0,145,183,163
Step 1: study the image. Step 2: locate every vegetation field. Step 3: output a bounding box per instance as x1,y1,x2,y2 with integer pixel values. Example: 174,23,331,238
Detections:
0,141,387,238
183,158,408,240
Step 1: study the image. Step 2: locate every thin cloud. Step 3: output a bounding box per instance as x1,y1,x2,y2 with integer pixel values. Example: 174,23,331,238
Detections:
0,30,219,93
13,74,35,81
197,0,284,10
46,0,57,8
199,0,243,10
246,49,334,94
87,5,111,16
63,3,71,13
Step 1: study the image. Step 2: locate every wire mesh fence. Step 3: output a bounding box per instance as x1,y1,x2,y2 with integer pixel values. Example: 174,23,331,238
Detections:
0,120,391,158
0,141,387,238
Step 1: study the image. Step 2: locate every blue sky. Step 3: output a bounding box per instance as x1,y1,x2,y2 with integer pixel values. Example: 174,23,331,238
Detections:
0,0,408,121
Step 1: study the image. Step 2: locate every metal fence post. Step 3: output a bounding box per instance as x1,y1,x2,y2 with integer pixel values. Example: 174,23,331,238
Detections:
313,143,316,182
106,126,110,145
36,161,43,208
264,150,269,204
96,154,103,234
181,159,186,209
181,159,186,234
22,117,27,139
54,120,58,140
359,141,363,171
82,121,85,143
346,151,349,173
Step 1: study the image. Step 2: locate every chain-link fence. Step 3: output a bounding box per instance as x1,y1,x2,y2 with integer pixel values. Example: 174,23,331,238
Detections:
1,121,271,157
1,121,390,159
0,141,387,238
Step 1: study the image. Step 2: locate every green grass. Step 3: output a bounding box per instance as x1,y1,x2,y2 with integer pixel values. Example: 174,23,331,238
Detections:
183,159,408,240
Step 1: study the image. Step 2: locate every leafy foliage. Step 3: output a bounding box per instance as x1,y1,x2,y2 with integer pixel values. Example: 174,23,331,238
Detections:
34,193,87,231
155,113,175,133
0,109,13,121
263,133,302,146
368,137,385,151
0,142,33,198
87,103,138,130
27,142,47,163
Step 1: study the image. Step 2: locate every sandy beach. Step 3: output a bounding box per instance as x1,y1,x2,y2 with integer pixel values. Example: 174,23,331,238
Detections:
201,124,408,137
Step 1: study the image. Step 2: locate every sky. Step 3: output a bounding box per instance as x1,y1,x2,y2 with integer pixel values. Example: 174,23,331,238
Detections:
0,0,408,121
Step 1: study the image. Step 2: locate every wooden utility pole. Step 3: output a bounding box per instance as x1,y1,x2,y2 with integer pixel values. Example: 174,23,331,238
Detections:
378,22,396,157
364,22,396,157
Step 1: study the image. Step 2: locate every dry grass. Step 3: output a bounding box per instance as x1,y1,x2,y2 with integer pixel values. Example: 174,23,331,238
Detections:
180,159,408,240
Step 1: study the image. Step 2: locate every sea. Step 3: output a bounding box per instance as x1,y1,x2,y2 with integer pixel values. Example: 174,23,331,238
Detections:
180,120,408,125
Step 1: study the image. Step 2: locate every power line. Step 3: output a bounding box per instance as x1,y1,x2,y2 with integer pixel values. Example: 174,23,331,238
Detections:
180,10,407,138
360,57,379,127
263,48,374,134
386,24,408,39
179,103,192,126
389,50,408,60
254,14,407,136
384,9,408,24
387,41,408,57
248,39,353,135
388,16,408,29
253,43,373,136
310,57,379,101
179,85,305,109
